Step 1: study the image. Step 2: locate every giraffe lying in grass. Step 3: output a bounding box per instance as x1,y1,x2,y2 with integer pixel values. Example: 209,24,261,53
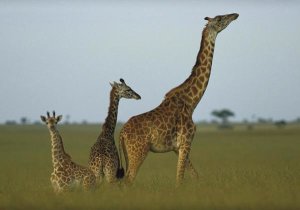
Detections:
88,79,141,183
41,111,96,193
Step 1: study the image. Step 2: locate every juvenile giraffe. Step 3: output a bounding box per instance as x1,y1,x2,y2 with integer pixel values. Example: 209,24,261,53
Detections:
89,79,141,183
119,13,239,186
41,111,96,193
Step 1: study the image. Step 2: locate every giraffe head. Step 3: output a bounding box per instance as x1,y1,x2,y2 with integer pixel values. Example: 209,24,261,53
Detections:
40,111,63,128
205,13,239,33
110,78,141,100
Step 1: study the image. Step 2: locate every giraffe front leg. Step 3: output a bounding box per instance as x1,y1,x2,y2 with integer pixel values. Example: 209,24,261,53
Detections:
176,142,191,187
50,173,62,194
82,174,96,191
174,151,199,180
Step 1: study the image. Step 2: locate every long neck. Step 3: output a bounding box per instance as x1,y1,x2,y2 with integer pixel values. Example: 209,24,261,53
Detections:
48,126,67,165
165,26,217,113
189,27,217,108
101,87,120,138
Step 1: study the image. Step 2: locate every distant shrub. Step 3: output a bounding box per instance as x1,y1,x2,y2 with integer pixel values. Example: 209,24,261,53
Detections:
274,120,287,128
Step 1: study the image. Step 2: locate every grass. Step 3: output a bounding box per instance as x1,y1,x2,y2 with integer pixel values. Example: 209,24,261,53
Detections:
0,124,300,210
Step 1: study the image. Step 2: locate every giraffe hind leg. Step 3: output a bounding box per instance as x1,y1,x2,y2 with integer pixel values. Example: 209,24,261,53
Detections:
186,158,199,179
90,158,104,184
104,164,118,183
125,143,150,185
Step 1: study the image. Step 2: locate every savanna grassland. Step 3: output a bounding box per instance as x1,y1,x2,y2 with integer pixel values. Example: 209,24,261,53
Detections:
0,123,300,210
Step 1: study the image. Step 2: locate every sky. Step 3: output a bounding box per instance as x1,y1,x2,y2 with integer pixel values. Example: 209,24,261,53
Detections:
0,0,300,124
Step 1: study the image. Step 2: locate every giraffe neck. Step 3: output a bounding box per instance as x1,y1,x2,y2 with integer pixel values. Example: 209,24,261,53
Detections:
101,87,120,139
165,26,217,113
48,126,68,165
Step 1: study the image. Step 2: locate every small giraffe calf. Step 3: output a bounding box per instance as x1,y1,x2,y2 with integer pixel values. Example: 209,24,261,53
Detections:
89,79,141,183
41,111,96,193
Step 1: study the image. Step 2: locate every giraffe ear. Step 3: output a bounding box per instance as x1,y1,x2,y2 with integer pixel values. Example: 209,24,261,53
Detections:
110,82,119,87
56,115,63,122
40,115,47,122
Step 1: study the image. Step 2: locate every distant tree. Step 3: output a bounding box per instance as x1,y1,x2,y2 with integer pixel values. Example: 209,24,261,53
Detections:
211,109,235,128
33,121,42,125
257,118,273,124
5,120,17,125
197,120,209,125
20,117,29,125
274,120,287,128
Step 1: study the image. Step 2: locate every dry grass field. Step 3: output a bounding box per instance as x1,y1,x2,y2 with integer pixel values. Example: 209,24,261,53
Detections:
0,123,300,210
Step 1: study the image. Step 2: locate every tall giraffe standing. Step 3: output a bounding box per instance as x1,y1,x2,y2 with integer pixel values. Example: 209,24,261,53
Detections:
41,111,96,193
89,79,141,183
119,13,239,186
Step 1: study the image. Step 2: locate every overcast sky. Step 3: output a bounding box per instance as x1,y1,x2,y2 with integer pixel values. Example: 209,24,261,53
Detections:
0,0,299,124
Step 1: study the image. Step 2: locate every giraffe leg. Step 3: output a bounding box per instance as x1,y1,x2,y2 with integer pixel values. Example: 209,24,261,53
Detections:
176,142,191,187
106,174,117,183
99,167,105,182
90,158,104,184
104,165,118,184
82,174,96,191
174,151,199,179
50,173,66,194
186,159,199,179
60,183,70,192
53,180,69,193
50,176,60,193
175,117,196,186
125,142,150,185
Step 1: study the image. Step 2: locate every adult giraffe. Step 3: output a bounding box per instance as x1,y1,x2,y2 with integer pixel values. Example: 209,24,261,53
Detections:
119,13,239,186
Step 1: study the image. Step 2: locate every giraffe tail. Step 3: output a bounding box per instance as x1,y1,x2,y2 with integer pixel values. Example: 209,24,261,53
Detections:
116,134,125,179
116,168,125,179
